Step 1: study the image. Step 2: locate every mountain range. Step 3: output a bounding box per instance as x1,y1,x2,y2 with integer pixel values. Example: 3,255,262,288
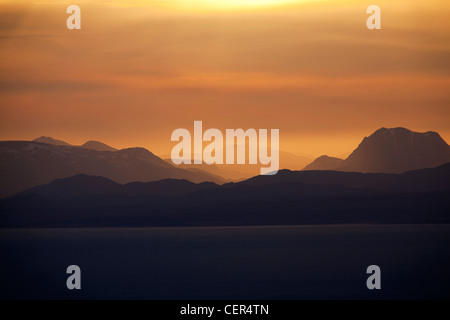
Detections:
13,162,450,198
1,163,449,227
16,174,218,197
33,136,118,151
303,127,450,173
1,127,449,198
0,140,225,197
164,150,312,180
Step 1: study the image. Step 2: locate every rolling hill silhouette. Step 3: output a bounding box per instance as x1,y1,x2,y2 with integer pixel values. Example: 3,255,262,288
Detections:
2,127,449,198
33,136,71,146
304,127,450,173
17,174,219,197
81,140,117,152
0,140,225,197
1,163,449,227
165,159,249,181
302,155,344,171
34,136,118,151
165,150,312,181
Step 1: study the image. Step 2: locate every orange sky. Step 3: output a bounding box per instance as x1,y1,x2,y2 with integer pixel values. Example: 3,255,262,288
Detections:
1,0,449,158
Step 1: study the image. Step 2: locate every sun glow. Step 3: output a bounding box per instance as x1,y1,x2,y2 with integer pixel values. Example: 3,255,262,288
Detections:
178,0,300,9
110,0,311,11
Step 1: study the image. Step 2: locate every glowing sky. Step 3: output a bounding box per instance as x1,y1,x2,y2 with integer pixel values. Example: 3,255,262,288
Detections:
1,0,449,158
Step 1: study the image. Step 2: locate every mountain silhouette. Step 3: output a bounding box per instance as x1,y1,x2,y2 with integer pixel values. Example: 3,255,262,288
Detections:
238,163,450,192
17,174,123,197
0,141,225,197
34,136,117,151
33,136,71,146
236,168,390,189
303,127,450,173
81,140,117,152
373,162,450,192
166,150,312,181
165,159,248,181
2,163,449,227
302,155,344,171
12,162,450,197
17,174,218,197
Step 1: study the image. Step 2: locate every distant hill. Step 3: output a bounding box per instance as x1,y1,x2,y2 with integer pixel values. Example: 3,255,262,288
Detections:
18,174,123,197
165,160,249,181
165,150,312,181
34,136,117,151
0,141,225,197
33,136,71,146
302,155,344,171
373,162,450,193
236,168,391,189
239,163,450,192
279,151,312,170
303,128,450,173
12,162,450,198
2,163,449,227
18,174,219,197
81,140,117,152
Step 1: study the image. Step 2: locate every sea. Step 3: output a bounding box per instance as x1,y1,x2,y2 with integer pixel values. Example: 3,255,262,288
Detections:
1,224,449,299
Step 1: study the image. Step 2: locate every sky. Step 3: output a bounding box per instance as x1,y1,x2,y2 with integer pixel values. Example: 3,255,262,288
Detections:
0,0,449,158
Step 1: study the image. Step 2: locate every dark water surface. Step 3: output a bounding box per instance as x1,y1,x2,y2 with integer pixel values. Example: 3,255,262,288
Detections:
1,225,449,299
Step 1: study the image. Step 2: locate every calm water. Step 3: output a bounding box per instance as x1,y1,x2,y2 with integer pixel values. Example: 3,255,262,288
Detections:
1,225,449,299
